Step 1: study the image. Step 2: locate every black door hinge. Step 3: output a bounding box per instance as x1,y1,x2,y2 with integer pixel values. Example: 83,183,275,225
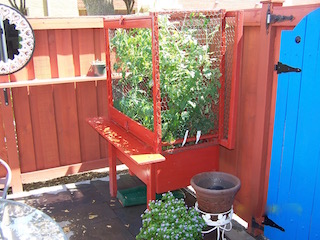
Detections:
262,215,285,232
266,4,294,33
275,62,301,74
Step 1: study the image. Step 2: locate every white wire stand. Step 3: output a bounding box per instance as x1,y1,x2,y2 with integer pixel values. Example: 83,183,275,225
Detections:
195,202,233,240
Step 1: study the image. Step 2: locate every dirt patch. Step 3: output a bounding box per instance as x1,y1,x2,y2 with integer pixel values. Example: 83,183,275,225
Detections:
21,169,128,192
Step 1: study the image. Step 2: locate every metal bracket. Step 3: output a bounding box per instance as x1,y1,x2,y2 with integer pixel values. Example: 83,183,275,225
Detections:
251,217,264,231
266,5,294,33
275,62,301,74
3,88,8,106
262,215,285,232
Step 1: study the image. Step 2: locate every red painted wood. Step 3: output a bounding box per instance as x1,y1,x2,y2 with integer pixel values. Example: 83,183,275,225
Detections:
104,16,152,29
220,25,261,224
109,107,156,148
219,11,244,149
218,11,227,148
150,13,162,153
157,144,219,193
30,30,60,170
250,2,281,224
54,29,81,166
12,87,37,173
47,30,59,78
71,29,81,76
97,81,109,158
77,28,100,162
93,29,106,62
108,143,117,197
88,116,166,202
0,82,23,192
10,57,35,81
21,158,108,184
87,117,163,157
0,76,9,165
32,31,52,79
147,164,156,204
29,86,60,169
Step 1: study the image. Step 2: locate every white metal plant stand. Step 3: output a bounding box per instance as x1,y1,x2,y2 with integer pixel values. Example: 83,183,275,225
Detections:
195,202,233,240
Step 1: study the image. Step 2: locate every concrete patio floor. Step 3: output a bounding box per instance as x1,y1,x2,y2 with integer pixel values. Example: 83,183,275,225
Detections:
8,169,257,240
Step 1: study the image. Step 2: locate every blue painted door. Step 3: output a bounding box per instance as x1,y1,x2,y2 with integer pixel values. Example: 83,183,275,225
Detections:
265,8,320,240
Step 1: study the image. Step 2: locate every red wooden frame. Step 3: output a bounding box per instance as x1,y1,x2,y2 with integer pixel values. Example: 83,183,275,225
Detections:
219,11,244,149
105,11,242,151
104,15,161,153
101,12,225,201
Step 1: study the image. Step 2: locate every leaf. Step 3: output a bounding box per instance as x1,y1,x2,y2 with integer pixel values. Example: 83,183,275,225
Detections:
89,214,98,220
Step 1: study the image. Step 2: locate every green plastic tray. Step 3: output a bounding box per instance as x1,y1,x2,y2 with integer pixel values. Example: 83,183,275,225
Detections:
117,185,185,207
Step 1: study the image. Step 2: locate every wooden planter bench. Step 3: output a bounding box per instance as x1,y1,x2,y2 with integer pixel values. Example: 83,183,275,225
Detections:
87,117,165,204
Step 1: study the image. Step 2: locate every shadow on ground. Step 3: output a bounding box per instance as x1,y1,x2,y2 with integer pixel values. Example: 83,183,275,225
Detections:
11,171,258,240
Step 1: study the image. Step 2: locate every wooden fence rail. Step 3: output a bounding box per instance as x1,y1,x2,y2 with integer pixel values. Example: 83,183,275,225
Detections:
0,2,319,233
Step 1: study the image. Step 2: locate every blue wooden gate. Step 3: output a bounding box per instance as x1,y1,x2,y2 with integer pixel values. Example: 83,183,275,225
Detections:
265,8,320,240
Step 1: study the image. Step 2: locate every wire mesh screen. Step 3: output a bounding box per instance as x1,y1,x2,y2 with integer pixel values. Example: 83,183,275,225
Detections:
109,28,154,130
223,15,236,139
158,11,223,144
108,10,228,148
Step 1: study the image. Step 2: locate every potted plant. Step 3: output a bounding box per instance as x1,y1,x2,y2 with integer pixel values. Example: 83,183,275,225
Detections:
136,192,205,240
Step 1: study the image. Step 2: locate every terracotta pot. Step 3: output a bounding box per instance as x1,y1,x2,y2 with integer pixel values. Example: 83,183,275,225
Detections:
191,171,241,214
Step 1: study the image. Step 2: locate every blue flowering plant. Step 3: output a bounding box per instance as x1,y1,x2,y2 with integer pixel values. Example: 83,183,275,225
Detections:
136,191,206,239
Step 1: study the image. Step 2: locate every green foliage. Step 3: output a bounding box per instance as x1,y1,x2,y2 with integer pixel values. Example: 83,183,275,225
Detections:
111,14,221,143
136,192,205,240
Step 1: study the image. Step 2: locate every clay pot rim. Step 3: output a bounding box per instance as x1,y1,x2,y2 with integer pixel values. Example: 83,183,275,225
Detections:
190,171,241,194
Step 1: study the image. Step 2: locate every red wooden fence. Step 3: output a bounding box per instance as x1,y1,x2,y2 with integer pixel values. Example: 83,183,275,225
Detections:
0,2,319,233
219,1,320,234
0,17,109,192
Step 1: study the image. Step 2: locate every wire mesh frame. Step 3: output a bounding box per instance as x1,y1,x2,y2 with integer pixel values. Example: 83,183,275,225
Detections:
104,10,241,151
104,15,161,152
218,11,243,149
157,10,225,149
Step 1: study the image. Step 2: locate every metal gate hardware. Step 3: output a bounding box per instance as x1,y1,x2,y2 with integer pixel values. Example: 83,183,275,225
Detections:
266,4,294,33
262,215,285,232
274,62,301,74
251,217,264,231
3,88,8,106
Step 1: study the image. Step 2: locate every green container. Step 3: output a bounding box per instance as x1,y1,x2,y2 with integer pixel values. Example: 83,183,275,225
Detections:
117,186,185,207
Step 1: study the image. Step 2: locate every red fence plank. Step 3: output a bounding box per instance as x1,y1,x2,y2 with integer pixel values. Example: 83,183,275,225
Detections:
76,29,101,162
97,80,108,158
0,76,23,191
29,86,60,169
54,29,82,166
0,76,8,164
12,87,37,173
30,30,60,170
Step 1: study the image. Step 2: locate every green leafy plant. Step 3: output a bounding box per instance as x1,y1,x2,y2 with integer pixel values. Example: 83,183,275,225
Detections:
111,14,221,143
136,192,205,240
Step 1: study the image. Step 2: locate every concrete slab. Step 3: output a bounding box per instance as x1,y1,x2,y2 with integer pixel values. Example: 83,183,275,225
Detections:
9,171,258,240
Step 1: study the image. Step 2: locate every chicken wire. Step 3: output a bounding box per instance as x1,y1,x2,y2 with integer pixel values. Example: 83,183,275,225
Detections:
108,10,229,147
223,15,237,139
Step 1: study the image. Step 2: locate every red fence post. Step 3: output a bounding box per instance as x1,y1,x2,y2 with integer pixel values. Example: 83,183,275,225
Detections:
0,76,23,193
250,0,284,233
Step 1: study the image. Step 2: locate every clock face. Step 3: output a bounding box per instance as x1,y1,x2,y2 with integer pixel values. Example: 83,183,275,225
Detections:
0,4,35,75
